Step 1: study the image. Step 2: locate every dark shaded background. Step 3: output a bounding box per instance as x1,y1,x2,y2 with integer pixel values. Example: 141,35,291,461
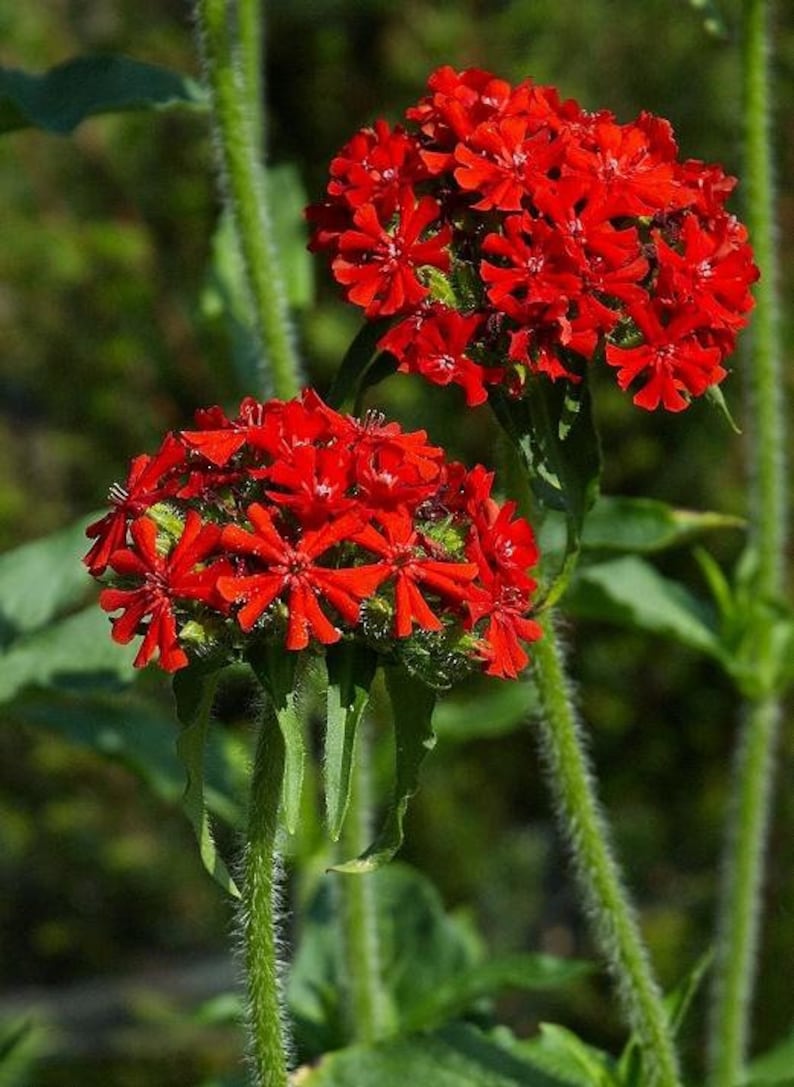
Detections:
1,1,792,1083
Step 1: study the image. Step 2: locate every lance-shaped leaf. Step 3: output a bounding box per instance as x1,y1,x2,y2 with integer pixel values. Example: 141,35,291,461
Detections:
0,55,208,136
173,662,240,898
490,377,601,606
334,666,436,873
326,319,394,414
324,642,378,840
248,642,305,834
581,497,744,554
512,1023,618,1086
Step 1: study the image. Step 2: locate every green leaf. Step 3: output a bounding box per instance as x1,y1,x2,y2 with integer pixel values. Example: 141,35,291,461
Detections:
743,1030,794,1084
0,605,137,705
0,55,208,136
0,514,99,647
268,164,314,311
490,377,601,607
173,663,240,898
511,1024,617,1086
400,954,592,1035
433,676,540,742
0,1018,41,1087
581,497,744,554
324,643,378,840
325,319,394,414
333,666,436,872
10,688,244,828
299,1022,573,1086
565,556,725,660
248,642,306,834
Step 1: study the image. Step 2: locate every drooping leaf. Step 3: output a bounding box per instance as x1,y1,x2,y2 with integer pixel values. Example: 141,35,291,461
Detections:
0,605,137,705
490,377,601,606
299,1022,573,1086
173,662,240,897
325,319,393,414
0,55,208,136
0,514,99,647
248,642,306,834
565,556,725,660
580,497,744,554
333,666,436,872
324,642,378,840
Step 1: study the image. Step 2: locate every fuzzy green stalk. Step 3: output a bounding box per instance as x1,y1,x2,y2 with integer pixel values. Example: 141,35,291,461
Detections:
194,0,301,401
337,719,390,1043
243,707,290,1087
238,0,264,157
708,1,786,1081
533,612,681,1087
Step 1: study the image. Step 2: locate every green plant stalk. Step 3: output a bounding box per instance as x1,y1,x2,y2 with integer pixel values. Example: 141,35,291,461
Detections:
337,718,389,1043
238,0,264,158
194,0,301,401
532,611,681,1087
708,1,786,1081
243,707,290,1087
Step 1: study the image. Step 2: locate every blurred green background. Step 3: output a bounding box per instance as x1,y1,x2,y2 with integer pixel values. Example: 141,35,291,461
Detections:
0,1,792,1084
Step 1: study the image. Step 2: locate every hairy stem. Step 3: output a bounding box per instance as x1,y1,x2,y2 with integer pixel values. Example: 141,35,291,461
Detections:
243,707,290,1087
533,612,681,1087
708,1,786,1081
337,719,389,1043
194,0,301,400
238,0,264,157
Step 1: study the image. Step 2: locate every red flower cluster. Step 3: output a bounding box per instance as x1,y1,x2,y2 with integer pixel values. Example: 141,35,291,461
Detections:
85,392,541,680
307,67,758,412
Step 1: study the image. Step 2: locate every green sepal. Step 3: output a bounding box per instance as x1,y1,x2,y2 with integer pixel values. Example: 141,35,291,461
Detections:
706,382,742,433
324,642,379,841
247,641,305,835
0,54,207,137
326,319,394,414
333,665,436,873
490,375,601,607
173,661,240,898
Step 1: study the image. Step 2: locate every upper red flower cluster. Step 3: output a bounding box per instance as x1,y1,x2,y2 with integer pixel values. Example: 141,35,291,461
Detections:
85,392,541,680
307,67,758,412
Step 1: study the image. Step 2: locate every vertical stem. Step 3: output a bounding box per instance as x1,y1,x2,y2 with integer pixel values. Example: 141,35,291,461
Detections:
238,0,264,157
244,707,290,1087
708,1,786,1081
194,0,302,401
533,612,681,1087
337,719,389,1044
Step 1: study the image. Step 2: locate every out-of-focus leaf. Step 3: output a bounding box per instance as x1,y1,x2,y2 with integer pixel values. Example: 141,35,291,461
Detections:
0,514,98,646
0,1018,41,1087
743,1030,794,1084
565,556,724,660
174,663,240,898
268,163,313,311
10,688,244,828
581,497,744,554
298,1022,573,1086
249,643,305,835
433,677,540,742
333,666,435,872
0,605,136,704
0,55,207,136
326,319,393,414
324,643,378,840
510,1023,617,1086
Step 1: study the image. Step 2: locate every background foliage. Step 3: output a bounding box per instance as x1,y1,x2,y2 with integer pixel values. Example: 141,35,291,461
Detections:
0,1,792,1083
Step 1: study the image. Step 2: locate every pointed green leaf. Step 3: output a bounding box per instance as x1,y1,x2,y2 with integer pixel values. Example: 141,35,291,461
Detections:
333,666,435,872
173,663,240,898
514,1024,617,1086
566,556,725,659
248,643,305,834
325,319,393,413
744,1029,794,1084
0,55,208,136
299,1022,573,1086
706,382,742,432
581,497,744,554
324,642,378,840
490,378,601,606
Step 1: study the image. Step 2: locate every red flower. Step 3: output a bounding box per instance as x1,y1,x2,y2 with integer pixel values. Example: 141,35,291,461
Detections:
218,504,386,649
99,511,229,672
332,191,451,317
84,434,185,575
471,584,543,679
454,116,562,212
354,511,479,638
327,119,423,214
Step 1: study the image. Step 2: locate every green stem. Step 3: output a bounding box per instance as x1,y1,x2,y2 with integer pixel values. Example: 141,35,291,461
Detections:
337,718,389,1044
243,707,290,1087
708,2,786,1081
194,0,301,401
238,0,264,158
533,612,681,1087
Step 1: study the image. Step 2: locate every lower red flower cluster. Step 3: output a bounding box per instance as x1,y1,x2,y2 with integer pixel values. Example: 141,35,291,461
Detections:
307,66,758,412
84,392,541,681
